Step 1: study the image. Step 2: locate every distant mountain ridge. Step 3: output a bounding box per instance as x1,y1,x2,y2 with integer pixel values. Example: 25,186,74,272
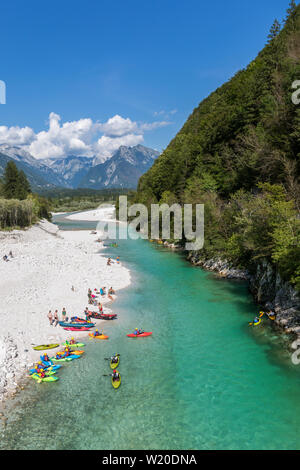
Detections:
0,144,159,191
79,145,160,189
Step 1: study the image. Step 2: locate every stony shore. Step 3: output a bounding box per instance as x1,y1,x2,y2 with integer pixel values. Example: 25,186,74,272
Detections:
0,218,130,403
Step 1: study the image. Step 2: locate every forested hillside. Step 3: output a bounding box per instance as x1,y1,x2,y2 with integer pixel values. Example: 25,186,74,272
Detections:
135,2,300,290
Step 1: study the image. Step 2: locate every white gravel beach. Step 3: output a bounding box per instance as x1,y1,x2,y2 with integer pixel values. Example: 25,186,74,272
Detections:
0,214,130,402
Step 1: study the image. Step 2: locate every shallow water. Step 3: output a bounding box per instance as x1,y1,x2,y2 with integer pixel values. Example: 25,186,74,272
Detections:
1,216,300,450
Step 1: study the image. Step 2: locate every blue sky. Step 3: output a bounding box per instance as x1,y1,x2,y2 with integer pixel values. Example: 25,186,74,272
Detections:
0,0,291,159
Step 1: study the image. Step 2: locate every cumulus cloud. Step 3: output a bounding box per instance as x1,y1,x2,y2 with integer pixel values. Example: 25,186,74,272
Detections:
0,125,35,146
0,112,170,161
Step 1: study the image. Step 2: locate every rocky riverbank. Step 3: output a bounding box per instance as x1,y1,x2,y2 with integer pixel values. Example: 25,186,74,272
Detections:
186,251,300,339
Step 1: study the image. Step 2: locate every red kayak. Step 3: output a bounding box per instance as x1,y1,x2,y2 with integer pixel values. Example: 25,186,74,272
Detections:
63,327,93,331
127,332,153,338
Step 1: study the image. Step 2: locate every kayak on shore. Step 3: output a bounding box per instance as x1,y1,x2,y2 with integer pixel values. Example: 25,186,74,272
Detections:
63,327,93,331
32,344,59,351
63,342,85,348
31,373,59,383
59,321,95,328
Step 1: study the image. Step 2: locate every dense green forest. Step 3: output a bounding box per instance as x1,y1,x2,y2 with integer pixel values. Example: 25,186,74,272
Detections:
0,161,51,229
44,187,131,213
135,1,300,290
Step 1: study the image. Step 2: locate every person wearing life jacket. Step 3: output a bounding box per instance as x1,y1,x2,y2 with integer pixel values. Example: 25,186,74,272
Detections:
38,370,46,379
111,354,119,364
254,316,260,324
42,354,50,362
93,329,101,337
134,328,139,336
70,337,76,345
64,346,71,356
111,370,120,382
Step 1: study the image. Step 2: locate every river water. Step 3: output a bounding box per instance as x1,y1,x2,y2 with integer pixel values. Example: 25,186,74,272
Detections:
1,212,300,450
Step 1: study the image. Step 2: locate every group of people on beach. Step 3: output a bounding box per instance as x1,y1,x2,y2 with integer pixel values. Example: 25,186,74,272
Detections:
88,286,116,305
3,251,13,262
107,256,120,266
47,308,68,326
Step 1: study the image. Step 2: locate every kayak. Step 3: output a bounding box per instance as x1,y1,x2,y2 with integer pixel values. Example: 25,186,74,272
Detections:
90,312,117,320
127,332,153,338
31,372,59,383
64,327,93,331
110,357,120,369
51,354,79,362
268,315,276,321
33,344,59,351
59,322,95,328
29,366,60,375
99,313,117,320
112,371,121,389
68,350,84,355
63,342,85,348
70,317,93,323
89,333,109,340
249,319,262,326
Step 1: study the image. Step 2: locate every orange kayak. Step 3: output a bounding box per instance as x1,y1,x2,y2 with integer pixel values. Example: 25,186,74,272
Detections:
89,333,109,340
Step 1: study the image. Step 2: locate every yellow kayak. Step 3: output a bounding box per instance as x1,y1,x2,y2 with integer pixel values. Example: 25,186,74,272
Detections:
249,318,262,326
112,371,121,389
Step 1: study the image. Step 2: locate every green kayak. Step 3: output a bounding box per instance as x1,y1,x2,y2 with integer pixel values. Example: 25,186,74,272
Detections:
51,356,73,363
31,373,59,383
63,342,85,348
33,344,59,351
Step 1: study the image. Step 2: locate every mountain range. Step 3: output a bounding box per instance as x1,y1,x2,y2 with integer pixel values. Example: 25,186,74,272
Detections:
0,144,159,191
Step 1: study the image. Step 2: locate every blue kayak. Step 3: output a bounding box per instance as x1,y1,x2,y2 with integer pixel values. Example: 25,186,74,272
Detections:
58,321,95,328
29,364,61,375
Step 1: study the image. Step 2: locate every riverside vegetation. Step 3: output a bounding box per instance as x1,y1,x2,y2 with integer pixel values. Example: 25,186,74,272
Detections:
133,1,300,293
0,161,51,229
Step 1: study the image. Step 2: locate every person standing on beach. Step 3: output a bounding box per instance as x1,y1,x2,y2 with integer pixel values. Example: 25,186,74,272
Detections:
116,256,120,264
47,310,53,325
54,310,59,326
62,308,67,322
98,302,103,313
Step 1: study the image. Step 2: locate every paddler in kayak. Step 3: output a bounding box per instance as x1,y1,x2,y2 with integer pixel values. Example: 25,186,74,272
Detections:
42,353,50,362
111,354,119,364
69,337,76,345
111,370,120,382
93,329,103,337
134,328,145,336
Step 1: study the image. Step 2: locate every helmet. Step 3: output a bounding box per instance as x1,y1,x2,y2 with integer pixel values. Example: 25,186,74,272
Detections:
135,328,138,330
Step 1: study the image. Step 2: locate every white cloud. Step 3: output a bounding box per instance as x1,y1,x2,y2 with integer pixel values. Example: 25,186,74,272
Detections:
0,112,170,161
0,125,35,146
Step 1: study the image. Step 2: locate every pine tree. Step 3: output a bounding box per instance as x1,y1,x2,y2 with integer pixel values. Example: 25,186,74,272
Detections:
285,0,298,30
3,161,20,199
17,170,31,200
267,19,281,43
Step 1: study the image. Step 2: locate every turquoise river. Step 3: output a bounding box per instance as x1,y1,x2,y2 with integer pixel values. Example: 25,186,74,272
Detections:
1,212,300,450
